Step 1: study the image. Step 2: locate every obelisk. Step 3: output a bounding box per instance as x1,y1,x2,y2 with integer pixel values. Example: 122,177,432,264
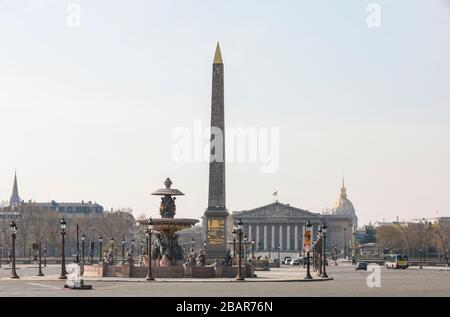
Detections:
204,43,229,263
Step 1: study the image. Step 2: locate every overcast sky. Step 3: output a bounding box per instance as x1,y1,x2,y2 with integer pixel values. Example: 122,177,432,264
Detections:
1,0,450,226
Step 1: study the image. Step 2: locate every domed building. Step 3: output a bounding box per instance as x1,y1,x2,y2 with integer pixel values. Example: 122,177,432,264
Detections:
333,179,358,228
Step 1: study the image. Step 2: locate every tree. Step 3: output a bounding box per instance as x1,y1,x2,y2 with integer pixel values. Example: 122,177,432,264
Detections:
433,223,450,260
98,209,136,253
376,225,404,254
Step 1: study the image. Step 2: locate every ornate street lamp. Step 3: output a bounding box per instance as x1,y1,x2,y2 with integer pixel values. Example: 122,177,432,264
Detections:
121,237,126,262
251,239,255,259
37,241,44,277
145,231,150,256
76,224,80,263
321,223,328,278
446,248,449,271
190,238,195,252
243,234,248,263
298,234,303,258
146,218,155,281
277,243,281,263
81,233,86,264
131,239,135,256
312,238,317,271
89,241,94,264
235,219,245,281
59,218,67,279
305,220,313,280
98,234,103,263
10,221,19,279
344,227,347,260
419,247,424,269
232,229,237,259
109,237,115,264
203,240,207,253
317,226,323,276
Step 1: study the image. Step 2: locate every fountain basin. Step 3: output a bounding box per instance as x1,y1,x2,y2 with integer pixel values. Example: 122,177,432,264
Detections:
136,218,199,232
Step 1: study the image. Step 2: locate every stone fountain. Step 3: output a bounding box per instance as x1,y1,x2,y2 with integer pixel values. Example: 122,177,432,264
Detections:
83,177,244,278
137,178,198,267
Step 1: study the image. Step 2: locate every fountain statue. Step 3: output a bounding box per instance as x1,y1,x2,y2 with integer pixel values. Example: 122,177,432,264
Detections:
137,178,198,267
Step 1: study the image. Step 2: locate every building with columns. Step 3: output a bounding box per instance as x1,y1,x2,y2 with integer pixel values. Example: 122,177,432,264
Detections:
231,201,353,254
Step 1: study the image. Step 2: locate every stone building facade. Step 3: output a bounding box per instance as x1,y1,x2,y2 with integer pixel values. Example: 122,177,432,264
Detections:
231,201,353,253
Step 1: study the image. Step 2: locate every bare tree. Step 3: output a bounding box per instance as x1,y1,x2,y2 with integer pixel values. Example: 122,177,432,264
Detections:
433,223,450,260
98,209,136,253
376,225,404,254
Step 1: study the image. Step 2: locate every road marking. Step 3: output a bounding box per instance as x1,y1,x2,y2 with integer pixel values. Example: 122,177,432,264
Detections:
27,283,61,290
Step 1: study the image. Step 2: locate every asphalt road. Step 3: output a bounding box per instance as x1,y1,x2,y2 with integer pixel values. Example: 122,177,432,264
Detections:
0,263,449,297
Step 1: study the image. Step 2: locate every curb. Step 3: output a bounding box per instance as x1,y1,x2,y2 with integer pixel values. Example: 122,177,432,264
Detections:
2,277,334,283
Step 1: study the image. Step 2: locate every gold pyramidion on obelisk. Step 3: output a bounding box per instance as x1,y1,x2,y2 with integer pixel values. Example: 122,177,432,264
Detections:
213,42,223,64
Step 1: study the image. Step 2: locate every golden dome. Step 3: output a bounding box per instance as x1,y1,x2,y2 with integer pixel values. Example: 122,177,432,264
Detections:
333,179,356,217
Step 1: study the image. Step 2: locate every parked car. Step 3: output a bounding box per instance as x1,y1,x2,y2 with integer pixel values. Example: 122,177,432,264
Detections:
282,257,292,265
355,262,368,271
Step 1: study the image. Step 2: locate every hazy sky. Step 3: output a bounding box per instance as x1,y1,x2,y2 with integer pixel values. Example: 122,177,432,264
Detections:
1,0,450,226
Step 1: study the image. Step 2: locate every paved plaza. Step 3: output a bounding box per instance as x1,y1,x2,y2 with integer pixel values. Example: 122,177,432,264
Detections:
0,263,449,296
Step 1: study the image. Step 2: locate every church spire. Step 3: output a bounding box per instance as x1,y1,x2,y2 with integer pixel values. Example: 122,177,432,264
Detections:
10,170,21,208
340,178,347,199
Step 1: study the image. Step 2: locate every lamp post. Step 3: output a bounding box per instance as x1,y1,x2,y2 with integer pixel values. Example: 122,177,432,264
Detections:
419,247,423,269
110,237,115,264
59,218,67,279
298,234,302,258
251,239,255,259
446,248,449,271
235,219,245,281
10,221,19,279
145,231,150,256
89,241,94,264
352,226,356,261
131,239,135,257
121,237,126,262
243,234,248,263
312,238,316,271
277,243,281,264
333,244,338,265
321,223,328,278
76,224,80,263
190,238,195,252
232,230,236,259
44,247,47,267
81,233,86,264
305,220,313,280
203,240,207,253
98,234,103,263
37,241,44,276
317,226,322,276
344,228,347,260
146,218,155,281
